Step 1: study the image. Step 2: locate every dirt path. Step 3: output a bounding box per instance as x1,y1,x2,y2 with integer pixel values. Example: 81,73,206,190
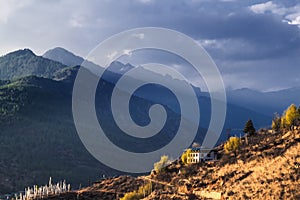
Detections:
137,176,174,187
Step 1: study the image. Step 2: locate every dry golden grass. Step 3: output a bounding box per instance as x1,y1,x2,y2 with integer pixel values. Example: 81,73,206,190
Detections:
198,130,300,199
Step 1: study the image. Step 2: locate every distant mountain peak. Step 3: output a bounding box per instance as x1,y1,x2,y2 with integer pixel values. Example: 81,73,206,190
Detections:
43,47,84,67
5,48,35,57
45,47,75,55
229,87,262,95
0,49,67,80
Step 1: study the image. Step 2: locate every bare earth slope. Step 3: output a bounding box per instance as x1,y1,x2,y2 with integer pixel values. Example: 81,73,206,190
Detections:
38,128,300,200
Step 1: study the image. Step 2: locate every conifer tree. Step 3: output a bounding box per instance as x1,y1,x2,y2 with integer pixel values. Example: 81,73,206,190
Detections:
243,119,256,135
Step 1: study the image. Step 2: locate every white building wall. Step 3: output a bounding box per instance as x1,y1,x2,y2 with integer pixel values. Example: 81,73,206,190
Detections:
186,150,216,164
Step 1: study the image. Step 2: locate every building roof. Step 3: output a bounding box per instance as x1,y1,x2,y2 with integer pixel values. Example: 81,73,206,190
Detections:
184,146,216,153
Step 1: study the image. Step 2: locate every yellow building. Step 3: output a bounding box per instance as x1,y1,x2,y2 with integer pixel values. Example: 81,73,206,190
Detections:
186,147,217,164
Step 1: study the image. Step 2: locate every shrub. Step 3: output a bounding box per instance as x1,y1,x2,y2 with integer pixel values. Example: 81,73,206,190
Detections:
120,191,141,200
281,104,300,130
272,113,281,132
154,155,170,173
120,182,152,200
137,182,152,196
181,149,192,165
224,137,240,155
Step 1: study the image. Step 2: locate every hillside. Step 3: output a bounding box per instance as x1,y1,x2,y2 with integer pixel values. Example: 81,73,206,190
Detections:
0,50,273,195
41,127,300,199
0,69,187,194
0,75,120,194
0,49,68,80
0,71,271,195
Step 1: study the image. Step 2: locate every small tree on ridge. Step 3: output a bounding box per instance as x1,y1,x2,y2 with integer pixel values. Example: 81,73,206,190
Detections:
224,137,240,156
243,119,256,136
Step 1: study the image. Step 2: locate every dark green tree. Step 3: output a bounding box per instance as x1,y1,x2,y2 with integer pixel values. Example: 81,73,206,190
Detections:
243,119,256,135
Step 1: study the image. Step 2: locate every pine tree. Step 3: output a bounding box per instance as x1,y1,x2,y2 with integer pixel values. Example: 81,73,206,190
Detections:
243,119,256,135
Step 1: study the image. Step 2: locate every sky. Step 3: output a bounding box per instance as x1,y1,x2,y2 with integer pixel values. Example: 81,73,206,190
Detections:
0,0,300,91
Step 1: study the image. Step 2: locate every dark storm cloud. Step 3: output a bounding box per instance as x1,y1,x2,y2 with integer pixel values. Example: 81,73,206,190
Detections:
0,0,299,90
137,1,300,61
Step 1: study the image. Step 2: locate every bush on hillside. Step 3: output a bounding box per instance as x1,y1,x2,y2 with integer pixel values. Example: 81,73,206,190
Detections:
120,182,152,200
154,155,170,173
224,137,241,156
181,149,192,165
281,104,300,130
272,113,281,132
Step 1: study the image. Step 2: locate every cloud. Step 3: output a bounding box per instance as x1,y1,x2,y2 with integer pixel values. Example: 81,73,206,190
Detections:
132,33,145,40
139,0,152,4
287,16,300,25
249,1,287,15
123,49,133,56
217,55,300,91
249,1,300,27
69,15,84,28
107,51,118,61
0,0,31,23
195,12,300,62
1,0,300,91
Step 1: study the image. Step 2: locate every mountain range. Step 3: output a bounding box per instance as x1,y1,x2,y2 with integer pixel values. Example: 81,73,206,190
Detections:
227,87,300,116
0,47,297,194
43,47,300,117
